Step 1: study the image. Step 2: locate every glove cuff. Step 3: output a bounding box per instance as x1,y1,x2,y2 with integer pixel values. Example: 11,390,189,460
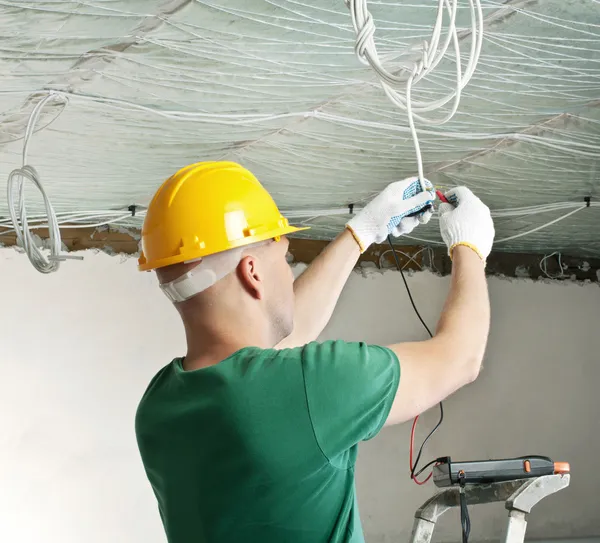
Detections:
345,224,368,253
449,241,486,264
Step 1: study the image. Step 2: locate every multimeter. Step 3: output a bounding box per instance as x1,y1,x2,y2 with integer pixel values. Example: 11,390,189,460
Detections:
433,456,570,487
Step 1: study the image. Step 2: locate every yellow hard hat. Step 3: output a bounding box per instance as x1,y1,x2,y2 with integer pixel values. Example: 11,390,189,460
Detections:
138,161,307,271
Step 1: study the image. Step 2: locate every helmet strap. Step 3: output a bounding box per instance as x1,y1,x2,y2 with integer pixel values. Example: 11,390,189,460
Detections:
160,247,244,303
159,240,272,303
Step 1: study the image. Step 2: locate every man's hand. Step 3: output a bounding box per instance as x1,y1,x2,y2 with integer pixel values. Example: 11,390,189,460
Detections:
346,177,435,253
439,186,495,262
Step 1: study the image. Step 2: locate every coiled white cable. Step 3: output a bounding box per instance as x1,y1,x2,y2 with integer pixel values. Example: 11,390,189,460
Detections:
345,0,484,187
539,251,566,279
6,92,82,273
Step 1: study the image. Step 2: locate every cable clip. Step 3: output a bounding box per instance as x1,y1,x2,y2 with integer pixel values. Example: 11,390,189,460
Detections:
584,196,591,208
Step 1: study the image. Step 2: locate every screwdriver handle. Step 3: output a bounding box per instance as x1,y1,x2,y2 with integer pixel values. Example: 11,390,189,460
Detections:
436,189,450,204
406,204,433,218
406,189,449,218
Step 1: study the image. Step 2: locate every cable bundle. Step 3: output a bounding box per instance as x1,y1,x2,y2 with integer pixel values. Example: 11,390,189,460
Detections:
5,92,82,273
345,0,484,185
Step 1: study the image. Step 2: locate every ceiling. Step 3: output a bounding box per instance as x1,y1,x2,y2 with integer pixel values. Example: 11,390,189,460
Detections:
0,0,599,257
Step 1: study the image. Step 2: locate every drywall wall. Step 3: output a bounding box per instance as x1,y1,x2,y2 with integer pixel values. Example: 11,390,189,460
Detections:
0,248,598,543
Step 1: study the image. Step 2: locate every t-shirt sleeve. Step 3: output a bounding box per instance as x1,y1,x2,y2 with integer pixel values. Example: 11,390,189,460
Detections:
300,340,400,462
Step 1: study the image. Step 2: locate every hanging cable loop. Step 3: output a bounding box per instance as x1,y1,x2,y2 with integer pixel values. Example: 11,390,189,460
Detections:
6,92,82,274
345,0,484,188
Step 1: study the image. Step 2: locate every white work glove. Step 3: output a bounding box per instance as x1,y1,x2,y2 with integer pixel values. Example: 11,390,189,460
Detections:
346,177,435,252
438,186,495,262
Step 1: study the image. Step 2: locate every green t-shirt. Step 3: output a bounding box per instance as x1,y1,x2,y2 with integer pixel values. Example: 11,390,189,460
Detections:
135,340,400,543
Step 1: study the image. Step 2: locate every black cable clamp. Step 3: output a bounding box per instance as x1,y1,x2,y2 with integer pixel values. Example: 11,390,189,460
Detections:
584,196,591,208
129,204,137,216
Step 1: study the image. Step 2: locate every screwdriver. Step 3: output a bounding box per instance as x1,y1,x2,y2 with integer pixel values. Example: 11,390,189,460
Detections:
406,188,451,217
436,189,450,204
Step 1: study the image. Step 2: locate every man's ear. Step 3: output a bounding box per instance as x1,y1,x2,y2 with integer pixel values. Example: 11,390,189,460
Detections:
237,255,264,300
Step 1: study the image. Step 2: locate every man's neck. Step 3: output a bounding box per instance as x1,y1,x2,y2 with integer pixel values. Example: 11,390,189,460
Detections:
182,321,275,371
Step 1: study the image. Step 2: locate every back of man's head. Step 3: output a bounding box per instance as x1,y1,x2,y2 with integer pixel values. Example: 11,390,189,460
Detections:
157,238,295,347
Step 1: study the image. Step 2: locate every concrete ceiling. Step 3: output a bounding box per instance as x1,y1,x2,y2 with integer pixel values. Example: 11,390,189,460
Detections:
0,0,598,256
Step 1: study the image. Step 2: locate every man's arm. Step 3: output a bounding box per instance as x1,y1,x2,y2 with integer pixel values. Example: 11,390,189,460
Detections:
385,246,489,424
276,177,435,349
383,186,495,425
276,229,360,349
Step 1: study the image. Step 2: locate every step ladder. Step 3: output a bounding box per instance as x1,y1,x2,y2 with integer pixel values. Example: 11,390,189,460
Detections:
409,473,570,543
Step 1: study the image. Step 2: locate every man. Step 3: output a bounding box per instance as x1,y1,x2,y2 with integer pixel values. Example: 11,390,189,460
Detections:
135,161,494,543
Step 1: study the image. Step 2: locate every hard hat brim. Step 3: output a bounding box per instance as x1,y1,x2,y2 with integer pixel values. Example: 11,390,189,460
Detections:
138,224,309,272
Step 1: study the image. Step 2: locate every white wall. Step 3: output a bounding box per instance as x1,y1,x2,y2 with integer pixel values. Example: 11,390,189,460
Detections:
0,249,598,543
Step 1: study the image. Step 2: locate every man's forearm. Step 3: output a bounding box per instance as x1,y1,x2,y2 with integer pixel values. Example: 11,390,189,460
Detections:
383,188,494,424
279,229,360,347
435,246,490,378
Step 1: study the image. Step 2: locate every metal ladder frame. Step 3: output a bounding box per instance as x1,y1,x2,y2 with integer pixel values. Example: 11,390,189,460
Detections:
409,474,570,543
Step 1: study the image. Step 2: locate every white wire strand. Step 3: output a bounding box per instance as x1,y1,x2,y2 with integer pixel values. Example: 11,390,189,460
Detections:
494,206,587,243
379,246,427,270
399,205,593,246
11,89,599,159
282,201,597,220
0,201,589,240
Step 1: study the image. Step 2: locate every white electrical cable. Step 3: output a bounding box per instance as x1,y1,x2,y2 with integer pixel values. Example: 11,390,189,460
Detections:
0,211,145,237
399,205,593,246
345,0,483,186
0,200,587,240
283,201,597,220
539,251,566,279
494,206,587,243
13,89,599,161
379,246,427,271
6,92,83,273
284,201,598,262
394,202,600,245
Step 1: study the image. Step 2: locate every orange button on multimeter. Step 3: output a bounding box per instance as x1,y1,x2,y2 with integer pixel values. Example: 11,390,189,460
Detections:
554,462,571,474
